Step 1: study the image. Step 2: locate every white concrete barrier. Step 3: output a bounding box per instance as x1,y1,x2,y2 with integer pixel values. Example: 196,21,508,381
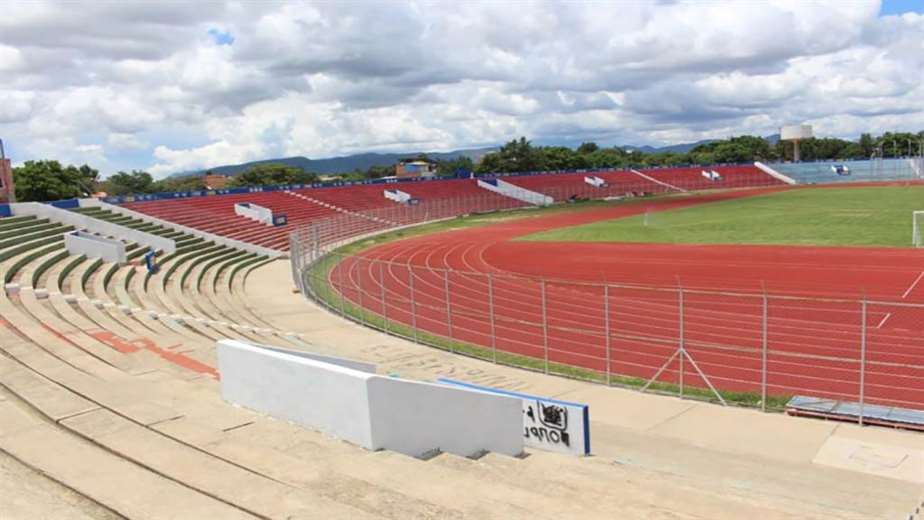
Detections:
629,169,687,192
65,231,127,264
754,161,797,185
584,176,606,188
10,201,176,254
234,202,274,225
477,179,553,206
217,339,523,458
384,189,412,203
439,378,591,456
80,199,283,258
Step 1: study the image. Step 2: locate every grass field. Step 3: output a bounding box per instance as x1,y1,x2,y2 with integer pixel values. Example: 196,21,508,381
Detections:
522,186,924,247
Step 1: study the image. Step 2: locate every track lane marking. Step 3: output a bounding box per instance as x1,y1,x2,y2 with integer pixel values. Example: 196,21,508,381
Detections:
877,313,892,329
902,270,924,299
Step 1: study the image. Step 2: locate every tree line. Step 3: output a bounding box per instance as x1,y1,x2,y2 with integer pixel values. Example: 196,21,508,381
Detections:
8,130,923,202
475,131,924,174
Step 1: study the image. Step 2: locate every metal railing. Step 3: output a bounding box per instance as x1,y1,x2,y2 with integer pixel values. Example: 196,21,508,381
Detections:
290,187,924,420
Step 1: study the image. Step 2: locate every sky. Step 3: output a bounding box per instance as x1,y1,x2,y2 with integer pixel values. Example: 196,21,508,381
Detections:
0,0,922,178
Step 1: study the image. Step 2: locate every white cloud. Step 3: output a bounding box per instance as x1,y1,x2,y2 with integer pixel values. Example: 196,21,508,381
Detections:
0,0,922,177
107,133,148,151
0,90,34,123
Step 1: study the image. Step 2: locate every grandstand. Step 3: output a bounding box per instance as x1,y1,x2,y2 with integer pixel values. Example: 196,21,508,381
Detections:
113,164,782,252
771,157,921,184
2,160,923,519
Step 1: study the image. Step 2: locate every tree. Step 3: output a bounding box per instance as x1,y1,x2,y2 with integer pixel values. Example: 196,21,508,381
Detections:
227,163,319,187
75,164,100,196
576,142,599,154
540,146,583,170
365,165,393,179
583,147,630,169
101,170,154,196
13,160,99,202
858,133,876,157
151,175,208,193
475,137,544,173
436,156,474,177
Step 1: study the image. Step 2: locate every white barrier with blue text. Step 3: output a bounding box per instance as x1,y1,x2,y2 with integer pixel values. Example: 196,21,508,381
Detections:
438,378,590,456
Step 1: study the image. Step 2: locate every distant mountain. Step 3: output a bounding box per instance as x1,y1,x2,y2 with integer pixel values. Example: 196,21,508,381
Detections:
621,139,718,154
175,147,496,178
622,134,780,154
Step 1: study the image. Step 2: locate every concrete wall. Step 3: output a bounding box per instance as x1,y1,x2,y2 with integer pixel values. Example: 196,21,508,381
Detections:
439,378,591,456
584,176,605,187
368,377,523,457
10,202,176,254
477,179,553,206
754,162,797,185
217,339,377,448
234,203,273,225
217,339,524,458
81,198,282,258
384,189,411,203
242,341,376,373
65,231,127,264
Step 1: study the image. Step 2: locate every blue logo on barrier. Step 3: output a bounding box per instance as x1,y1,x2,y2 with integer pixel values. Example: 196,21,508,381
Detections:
437,378,590,456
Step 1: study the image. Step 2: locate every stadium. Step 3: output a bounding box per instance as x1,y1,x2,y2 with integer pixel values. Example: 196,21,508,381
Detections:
3,154,924,518
5,2,924,519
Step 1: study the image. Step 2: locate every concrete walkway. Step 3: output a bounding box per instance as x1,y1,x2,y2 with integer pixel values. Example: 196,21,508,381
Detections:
248,258,924,519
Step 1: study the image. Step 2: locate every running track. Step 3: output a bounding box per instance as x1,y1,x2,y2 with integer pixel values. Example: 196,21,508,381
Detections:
330,187,924,410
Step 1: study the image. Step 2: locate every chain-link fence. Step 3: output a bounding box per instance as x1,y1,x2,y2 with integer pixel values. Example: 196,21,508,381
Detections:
290,196,924,419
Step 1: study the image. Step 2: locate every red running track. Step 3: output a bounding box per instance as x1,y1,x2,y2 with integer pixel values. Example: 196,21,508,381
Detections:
329,187,924,410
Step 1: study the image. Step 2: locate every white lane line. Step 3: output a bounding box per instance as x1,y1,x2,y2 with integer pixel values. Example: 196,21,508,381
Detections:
877,312,891,329
902,270,924,299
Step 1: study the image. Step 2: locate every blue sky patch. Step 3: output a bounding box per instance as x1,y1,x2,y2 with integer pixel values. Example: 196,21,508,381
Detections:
880,0,924,16
208,28,235,46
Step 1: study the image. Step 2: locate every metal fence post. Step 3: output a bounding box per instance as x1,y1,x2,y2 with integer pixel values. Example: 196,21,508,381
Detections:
409,265,419,343
379,261,388,333
604,284,612,386
541,279,549,374
337,257,346,317
678,286,685,398
357,259,366,326
860,299,867,426
444,269,454,349
761,292,769,412
488,273,497,363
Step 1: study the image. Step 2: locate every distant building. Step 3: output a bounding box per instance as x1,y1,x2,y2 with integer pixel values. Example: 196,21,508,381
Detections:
204,173,228,189
0,140,14,203
395,159,437,179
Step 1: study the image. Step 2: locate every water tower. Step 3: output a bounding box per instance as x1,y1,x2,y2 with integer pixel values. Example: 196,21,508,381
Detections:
780,124,813,162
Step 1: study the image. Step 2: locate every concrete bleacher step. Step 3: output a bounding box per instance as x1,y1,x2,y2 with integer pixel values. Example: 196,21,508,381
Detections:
192,417,559,520
191,253,306,348
0,386,253,519
0,351,382,519
65,260,217,380
1,294,425,519
41,260,198,382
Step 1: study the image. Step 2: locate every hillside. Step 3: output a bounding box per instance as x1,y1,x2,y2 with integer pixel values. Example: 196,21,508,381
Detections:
178,148,496,178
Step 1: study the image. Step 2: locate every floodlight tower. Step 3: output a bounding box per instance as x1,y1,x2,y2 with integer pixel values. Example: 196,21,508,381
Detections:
780,124,813,162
